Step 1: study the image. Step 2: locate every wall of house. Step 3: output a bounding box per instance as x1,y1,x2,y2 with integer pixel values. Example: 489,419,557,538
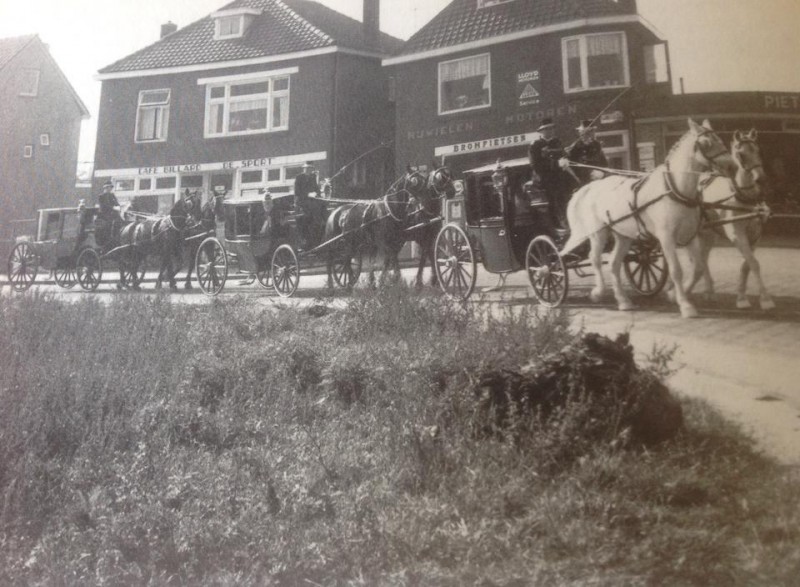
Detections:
93,53,349,199
0,41,84,240
331,53,395,198
390,22,669,176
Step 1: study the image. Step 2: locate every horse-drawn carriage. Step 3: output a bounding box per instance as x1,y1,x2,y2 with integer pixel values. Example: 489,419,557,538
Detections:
433,157,668,304
6,204,144,292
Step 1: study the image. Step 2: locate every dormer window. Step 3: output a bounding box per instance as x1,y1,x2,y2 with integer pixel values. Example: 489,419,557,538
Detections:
212,7,261,40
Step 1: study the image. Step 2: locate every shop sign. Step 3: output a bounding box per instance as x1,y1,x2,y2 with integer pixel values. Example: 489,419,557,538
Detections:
517,70,541,107
600,110,624,124
434,132,538,157
763,94,800,111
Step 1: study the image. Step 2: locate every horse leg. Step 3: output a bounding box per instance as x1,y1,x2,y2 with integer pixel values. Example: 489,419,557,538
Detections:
731,225,774,310
682,234,707,300
608,235,634,311
658,233,697,318
184,244,194,290
588,230,609,303
414,242,427,289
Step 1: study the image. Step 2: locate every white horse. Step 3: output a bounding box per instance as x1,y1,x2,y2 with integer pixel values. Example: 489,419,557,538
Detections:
559,119,737,318
684,129,773,310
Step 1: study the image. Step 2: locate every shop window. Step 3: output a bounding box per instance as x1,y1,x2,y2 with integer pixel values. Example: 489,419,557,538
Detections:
19,69,40,96
181,175,204,189
155,176,177,190
136,89,170,142
115,179,135,192
439,53,491,115
596,130,630,170
204,74,290,137
563,32,629,93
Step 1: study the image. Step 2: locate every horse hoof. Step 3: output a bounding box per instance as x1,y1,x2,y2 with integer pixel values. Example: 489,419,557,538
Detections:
736,298,752,310
184,283,193,290
760,298,776,311
680,305,699,319
589,289,604,303
617,301,634,311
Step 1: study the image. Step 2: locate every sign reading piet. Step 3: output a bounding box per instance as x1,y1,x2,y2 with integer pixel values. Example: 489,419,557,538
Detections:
517,70,541,107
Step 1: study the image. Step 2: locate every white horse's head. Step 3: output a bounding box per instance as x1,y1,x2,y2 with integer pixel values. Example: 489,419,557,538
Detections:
687,119,737,178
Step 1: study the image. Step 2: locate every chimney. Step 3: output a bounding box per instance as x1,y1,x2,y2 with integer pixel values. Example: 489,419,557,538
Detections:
363,0,379,48
161,21,178,39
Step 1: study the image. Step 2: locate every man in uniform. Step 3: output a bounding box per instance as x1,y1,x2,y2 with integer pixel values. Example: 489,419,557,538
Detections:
293,161,321,248
563,119,608,184
528,118,570,229
96,179,124,250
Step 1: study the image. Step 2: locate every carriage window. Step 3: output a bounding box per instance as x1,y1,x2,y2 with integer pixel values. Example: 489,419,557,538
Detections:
44,212,61,239
204,74,290,137
63,212,81,237
562,32,629,93
135,89,170,142
438,54,491,115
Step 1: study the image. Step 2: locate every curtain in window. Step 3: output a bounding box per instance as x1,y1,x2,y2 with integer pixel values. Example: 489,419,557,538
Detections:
229,98,268,131
587,34,621,57
440,56,489,82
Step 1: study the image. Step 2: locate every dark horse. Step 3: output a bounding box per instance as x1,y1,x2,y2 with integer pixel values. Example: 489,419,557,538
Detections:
118,191,200,290
323,166,454,288
178,188,226,289
404,165,456,288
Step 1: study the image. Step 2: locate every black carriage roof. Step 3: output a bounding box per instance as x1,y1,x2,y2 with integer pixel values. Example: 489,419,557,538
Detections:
463,157,530,175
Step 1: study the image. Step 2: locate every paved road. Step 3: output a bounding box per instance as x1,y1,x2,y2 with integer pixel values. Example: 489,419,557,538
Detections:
5,245,800,464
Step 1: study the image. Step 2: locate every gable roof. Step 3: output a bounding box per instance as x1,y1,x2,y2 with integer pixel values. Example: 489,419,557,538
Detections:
391,0,653,60
0,34,90,118
0,34,37,71
98,0,403,77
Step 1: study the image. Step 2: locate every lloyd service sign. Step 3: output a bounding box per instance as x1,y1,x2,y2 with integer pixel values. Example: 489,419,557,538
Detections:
518,70,541,107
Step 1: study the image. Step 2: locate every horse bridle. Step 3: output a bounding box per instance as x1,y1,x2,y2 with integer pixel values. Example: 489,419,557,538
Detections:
694,128,731,170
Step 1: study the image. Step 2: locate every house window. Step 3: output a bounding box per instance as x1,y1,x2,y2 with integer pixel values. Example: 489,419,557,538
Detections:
135,89,171,142
23,145,33,158
644,43,669,84
217,15,242,38
439,53,491,115
562,32,629,93
596,130,630,170
19,69,40,96
40,133,50,146
205,75,290,137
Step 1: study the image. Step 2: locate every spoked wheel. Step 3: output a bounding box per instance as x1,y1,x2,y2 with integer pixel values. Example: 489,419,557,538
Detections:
195,237,228,296
434,224,476,300
624,238,668,297
271,244,299,298
332,252,362,289
526,235,568,308
76,248,103,291
256,260,273,290
120,252,143,290
52,261,76,289
7,242,38,291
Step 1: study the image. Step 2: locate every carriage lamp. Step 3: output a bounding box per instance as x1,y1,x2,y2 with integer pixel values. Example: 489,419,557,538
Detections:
491,159,508,194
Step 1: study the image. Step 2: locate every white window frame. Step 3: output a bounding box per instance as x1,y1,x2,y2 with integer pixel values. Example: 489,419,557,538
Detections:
477,0,514,7
438,53,492,116
562,31,630,94
23,145,33,158
203,73,291,138
19,69,40,97
216,15,243,39
40,133,50,146
135,89,171,143
596,130,630,170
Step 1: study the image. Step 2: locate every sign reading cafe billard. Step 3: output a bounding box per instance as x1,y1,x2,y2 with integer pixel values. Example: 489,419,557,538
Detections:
95,152,327,177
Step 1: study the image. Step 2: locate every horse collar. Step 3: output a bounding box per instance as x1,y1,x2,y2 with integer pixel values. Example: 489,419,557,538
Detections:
664,161,701,208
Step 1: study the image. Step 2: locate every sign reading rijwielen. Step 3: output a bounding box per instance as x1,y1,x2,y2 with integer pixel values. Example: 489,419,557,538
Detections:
434,132,539,158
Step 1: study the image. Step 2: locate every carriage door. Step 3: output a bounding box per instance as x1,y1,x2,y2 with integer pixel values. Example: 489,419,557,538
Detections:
471,175,517,273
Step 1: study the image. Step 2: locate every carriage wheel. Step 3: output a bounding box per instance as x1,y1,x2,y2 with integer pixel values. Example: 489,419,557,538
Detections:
195,237,228,296
526,235,568,308
7,242,38,291
271,244,299,298
256,260,272,290
624,238,668,297
76,248,103,291
434,224,476,300
52,261,76,289
332,252,362,289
